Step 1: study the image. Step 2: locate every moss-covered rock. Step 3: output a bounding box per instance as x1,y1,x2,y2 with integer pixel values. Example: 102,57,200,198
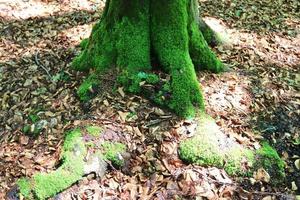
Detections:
17,129,86,199
179,114,285,183
101,142,126,167
16,126,127,200
179,114,254,176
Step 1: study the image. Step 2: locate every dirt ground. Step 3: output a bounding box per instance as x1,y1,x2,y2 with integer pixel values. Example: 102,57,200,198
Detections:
0,0,299,199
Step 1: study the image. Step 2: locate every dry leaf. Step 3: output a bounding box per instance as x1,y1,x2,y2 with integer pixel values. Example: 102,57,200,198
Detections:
253,168,270,183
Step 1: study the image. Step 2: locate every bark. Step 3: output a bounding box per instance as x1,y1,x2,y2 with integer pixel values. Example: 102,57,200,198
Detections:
72,0,224,117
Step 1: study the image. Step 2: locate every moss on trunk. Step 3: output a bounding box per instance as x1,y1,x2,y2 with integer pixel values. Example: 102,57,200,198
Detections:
73,0,224,118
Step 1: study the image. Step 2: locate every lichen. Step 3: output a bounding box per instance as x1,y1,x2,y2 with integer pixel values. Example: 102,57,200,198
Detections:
101,141,126,167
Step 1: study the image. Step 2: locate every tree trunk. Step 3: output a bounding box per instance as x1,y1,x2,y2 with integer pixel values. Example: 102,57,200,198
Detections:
73,0,224,118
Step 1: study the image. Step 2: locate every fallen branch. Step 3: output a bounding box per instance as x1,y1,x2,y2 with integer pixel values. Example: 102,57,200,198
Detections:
34,50,52,80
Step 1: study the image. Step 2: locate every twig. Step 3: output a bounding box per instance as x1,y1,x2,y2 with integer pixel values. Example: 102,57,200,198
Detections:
34,50,52,80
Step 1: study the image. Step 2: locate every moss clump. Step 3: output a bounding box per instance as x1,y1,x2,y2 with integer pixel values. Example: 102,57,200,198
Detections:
77,74,101,101
224,147,254,176
16,125,128,199
179,115,285,182
17,178,32,199
179,135,224,167
179,115,254,175
86,125,102,137
151,0,207,118
101,142,126,167
17,129,86,200
79,38,89,50
118,72,159,93
254,142,285,184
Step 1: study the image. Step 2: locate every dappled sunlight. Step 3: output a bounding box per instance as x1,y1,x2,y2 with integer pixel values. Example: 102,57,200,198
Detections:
202,73,252,116
203,17,233,47
230,30,300,68
59,24,93,45
200,0,299,35
202,16,300,68
0,0,104,20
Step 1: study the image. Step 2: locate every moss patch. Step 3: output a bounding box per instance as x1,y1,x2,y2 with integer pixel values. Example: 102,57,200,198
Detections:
79,38,89,50
86,125,102,137
254,142,285,184
179,114,254,176
17,129,86,199
77,74,101,101
188,0,224,73
101,141,126,167
17,178,32,199
179,114,285,182
17,126,127,199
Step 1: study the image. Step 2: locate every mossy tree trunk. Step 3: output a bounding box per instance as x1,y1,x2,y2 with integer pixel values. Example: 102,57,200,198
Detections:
73,0,224,118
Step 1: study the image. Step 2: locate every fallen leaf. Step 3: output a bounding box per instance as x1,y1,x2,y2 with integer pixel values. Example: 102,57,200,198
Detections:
253,168,270,183
295,159,300,170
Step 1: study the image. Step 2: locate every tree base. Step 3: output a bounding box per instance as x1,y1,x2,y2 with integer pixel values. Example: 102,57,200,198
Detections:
72,0,226,118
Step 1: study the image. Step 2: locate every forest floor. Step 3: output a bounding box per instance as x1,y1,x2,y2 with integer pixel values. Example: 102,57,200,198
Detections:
0,0,299,199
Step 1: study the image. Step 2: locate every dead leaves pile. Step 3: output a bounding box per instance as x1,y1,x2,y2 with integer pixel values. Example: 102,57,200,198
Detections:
50,91,238,199
200,0,300,36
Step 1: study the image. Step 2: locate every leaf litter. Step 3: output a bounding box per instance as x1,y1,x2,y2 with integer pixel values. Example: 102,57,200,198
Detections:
1,0,299,199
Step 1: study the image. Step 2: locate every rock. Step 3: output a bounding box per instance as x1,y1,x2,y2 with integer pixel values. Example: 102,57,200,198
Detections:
49,118,58,128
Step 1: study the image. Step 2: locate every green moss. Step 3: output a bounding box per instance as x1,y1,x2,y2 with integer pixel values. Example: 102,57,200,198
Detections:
79,38,89,50
115,9,151,74
179,115,285,182
188,22,224,73
17,129,86,200
86,125,102,137
151,0,205,118
178,115,252,175
17,178,32,199
254,142,285,184
77,74,100,101
188,0,224,73
72,0,225,118
179,135,224,167
224,147,254,176
101,142,126,167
